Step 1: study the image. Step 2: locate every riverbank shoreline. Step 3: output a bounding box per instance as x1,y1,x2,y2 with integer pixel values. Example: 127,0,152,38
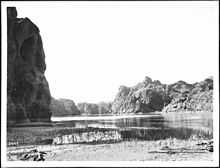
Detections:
7,138,213,161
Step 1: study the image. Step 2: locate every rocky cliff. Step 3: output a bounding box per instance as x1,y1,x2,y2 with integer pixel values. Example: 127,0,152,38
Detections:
111,76,213,114
7,7,51,123
50,98,81,117
111,76,171,114
163,77,213,112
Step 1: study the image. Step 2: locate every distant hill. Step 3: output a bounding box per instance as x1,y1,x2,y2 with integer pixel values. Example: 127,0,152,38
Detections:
50,98,80,117
77,102,112,116
51,76,213,117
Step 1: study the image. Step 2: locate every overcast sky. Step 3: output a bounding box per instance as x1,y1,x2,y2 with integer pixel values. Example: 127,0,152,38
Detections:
3,2,219,103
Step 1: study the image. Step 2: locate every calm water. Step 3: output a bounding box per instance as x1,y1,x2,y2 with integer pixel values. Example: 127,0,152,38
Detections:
52,112,213,141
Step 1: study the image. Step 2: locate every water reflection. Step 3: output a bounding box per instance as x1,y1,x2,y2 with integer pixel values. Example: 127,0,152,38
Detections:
120,127,212,141
96,114,213,140
54,112,213,142
94,113,213,132
102,116,166,128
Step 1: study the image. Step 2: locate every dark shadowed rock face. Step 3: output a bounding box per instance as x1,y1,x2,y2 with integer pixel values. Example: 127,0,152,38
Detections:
77,102,112,115
7,7,51,123
50,98,81,117
112,76,213,114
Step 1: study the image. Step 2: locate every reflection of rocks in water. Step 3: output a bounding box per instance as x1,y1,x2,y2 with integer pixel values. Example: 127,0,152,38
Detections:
53,130,121,145
120,127,213,141
87,123,117,129
96,116,165,128
52,115,212,144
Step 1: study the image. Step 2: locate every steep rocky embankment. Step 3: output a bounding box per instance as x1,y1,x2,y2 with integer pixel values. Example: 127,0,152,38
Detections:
7,7,51,123
50,98,81,117
77,102,112,115
111,76,213,114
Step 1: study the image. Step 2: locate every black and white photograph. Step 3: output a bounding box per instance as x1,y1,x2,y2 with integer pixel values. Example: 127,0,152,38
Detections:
1,1,219,167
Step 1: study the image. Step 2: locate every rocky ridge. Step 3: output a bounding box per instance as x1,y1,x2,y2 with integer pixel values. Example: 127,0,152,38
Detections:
163,77,213,112
111,76,171,114
111,76,213,114
7,7,51,123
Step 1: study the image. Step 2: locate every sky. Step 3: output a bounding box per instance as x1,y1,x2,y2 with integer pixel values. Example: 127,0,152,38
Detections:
3,2,219,104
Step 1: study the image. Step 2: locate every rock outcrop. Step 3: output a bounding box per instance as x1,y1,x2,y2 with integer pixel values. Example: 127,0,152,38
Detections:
7,7,51,123
50,98,81,116
111,76,171,114
163,77,213,112
77,102,112,115
111,76,213,114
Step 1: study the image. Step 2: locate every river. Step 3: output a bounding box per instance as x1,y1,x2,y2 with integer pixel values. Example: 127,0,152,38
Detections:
51,111,213,141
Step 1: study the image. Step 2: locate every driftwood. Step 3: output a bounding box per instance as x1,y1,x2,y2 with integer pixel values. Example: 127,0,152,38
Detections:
149,140,213,155
20,149,47,161
149,148,207,154
196,140,213,152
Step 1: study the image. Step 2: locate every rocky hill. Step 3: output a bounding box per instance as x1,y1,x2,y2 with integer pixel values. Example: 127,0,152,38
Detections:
50,98,81,117
77,102,112,115
111,77,171,114
163,77,213,112
111,76,213,114
7,7,51,123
